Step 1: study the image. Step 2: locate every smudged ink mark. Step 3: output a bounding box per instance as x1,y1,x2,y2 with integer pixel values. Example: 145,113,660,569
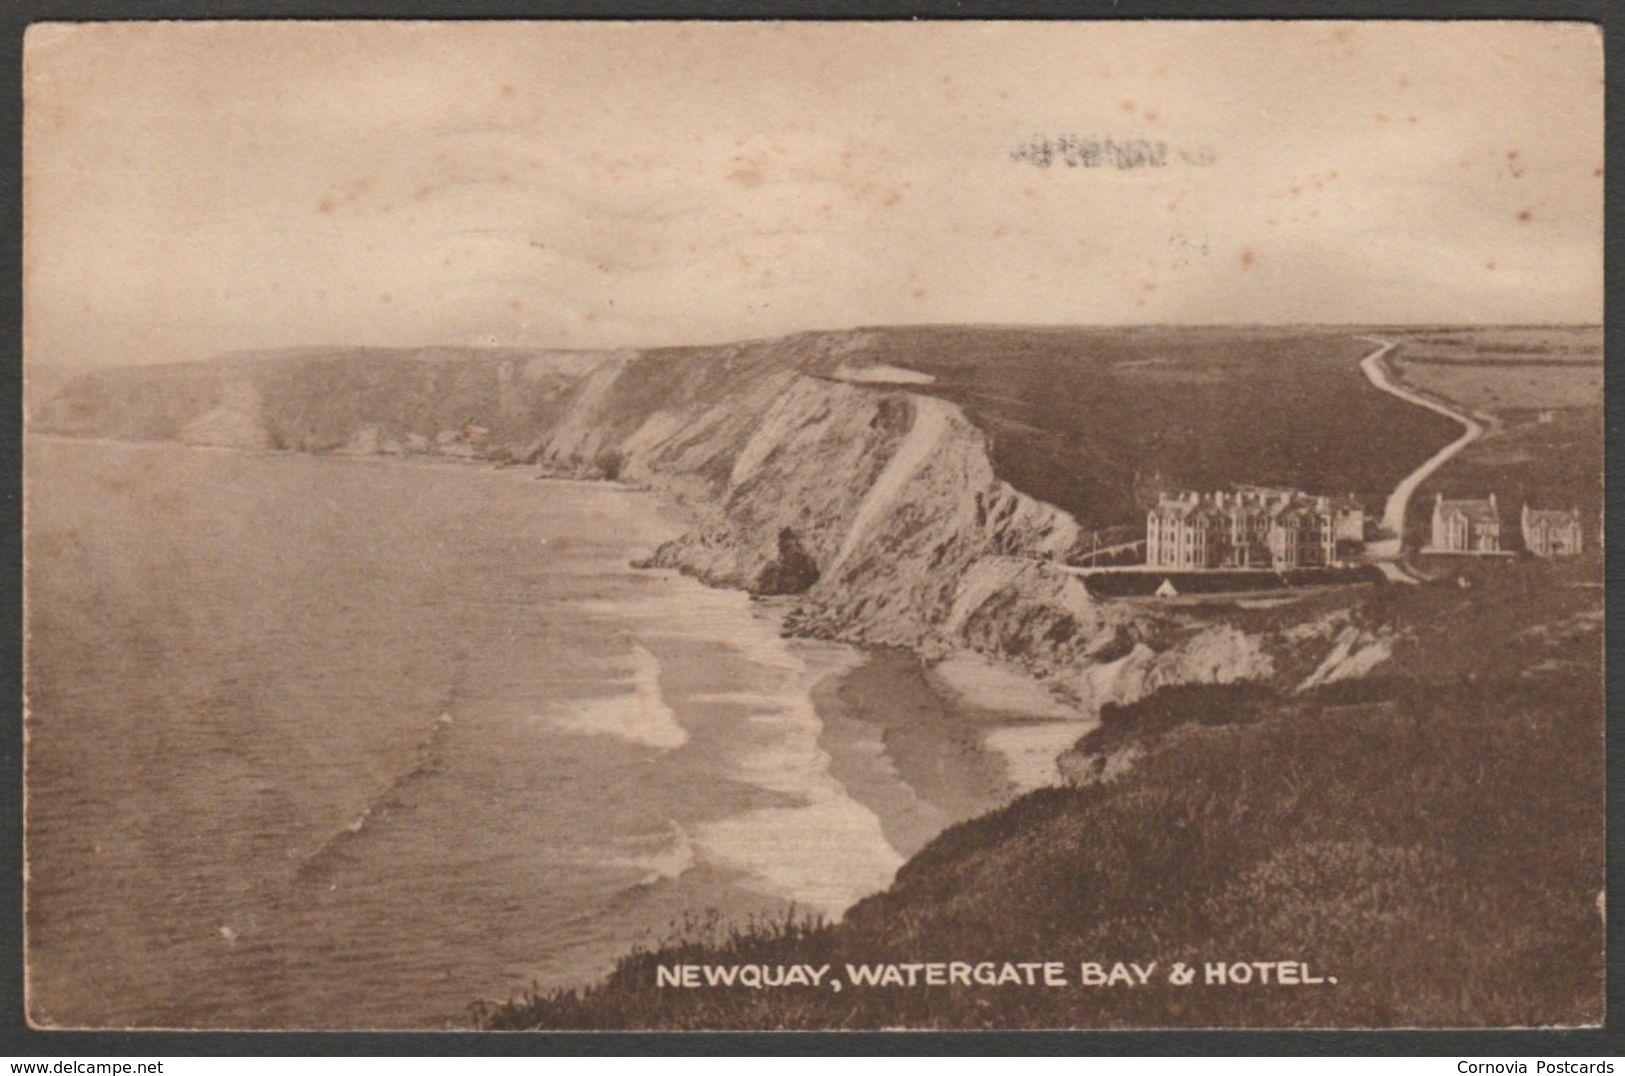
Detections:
1010,134,1172,170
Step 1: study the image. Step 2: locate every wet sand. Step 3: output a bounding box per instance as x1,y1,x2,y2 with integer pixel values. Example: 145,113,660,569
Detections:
813,649,1018,860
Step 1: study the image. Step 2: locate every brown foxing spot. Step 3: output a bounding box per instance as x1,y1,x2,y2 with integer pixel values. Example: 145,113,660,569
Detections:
1485,260,1496,271
1239,248,1257,270
1121,99,1136,112
1517,209,1533,223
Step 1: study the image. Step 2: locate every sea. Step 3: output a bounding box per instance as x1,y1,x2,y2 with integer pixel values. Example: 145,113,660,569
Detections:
23,438,926,1030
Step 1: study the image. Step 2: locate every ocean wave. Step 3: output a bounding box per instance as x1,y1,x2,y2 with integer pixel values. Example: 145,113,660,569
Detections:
695,799,902,920
688,644,904,918
602,820,698,888
295,709,456,883
544,644,688,751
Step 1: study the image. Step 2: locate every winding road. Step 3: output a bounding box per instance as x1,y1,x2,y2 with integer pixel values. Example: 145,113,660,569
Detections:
1355,336,1486,570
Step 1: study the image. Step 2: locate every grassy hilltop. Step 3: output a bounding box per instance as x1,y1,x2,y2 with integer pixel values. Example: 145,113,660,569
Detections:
480,555,1604,1030
30,325,1459,532
1381,326,1604,547
821,325,1459,528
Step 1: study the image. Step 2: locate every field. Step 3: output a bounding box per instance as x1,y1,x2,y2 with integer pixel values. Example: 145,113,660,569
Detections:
31,326,1468,538
1381,326,1603,548
828,325,1463,530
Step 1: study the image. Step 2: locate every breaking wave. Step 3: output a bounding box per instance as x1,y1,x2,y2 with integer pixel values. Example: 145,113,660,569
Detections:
602,820,698,888
544,643,688,750
296,710,457,884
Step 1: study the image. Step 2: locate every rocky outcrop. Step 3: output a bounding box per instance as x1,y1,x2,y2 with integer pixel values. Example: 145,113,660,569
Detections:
32,331,1400,785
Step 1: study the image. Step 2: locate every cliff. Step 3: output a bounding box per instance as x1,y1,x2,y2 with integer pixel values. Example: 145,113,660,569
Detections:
29,327,1461,762
34,336,1095,653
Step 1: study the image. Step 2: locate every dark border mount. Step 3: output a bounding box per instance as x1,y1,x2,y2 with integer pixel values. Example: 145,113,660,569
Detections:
2,0,1618,20
0,0,1618,1057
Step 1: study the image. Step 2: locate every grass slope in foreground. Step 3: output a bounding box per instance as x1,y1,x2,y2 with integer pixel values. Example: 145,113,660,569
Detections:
478,558,1603,1030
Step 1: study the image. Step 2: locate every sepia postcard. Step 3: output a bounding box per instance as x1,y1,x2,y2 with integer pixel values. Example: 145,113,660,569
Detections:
19,19,1605,1032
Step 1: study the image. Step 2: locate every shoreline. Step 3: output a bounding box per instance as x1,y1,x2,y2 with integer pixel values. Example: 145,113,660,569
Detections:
36,431,1080,906
810,649,1019,862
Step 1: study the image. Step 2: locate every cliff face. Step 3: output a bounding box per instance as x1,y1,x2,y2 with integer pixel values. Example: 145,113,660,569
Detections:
31,331,1406,760
33,337,1089,658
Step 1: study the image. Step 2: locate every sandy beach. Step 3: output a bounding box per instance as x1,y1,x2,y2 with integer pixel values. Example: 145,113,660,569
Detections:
813,649,1018,860
813,647,1101,860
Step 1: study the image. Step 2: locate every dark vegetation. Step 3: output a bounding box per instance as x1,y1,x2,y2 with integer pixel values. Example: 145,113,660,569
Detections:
32,326,1466,533
1079,682,1278,759
479,562,1602,1030
1081,566,1381,598
833,325,1461,526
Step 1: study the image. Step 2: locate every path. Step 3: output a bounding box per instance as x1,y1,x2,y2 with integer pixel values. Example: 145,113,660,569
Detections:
1355,336,1485,566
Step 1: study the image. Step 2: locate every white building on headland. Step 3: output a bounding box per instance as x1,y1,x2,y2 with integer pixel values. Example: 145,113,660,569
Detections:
1427,493,1503,554
1145,486,1364,570
1521,505,1583,558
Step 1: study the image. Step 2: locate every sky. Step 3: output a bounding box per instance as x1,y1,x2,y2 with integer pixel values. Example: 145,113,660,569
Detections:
23,20,1604,368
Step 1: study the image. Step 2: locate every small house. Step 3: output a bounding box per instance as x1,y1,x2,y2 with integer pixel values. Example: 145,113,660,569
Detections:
1521,505,1583,558
1430,493,1501,553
